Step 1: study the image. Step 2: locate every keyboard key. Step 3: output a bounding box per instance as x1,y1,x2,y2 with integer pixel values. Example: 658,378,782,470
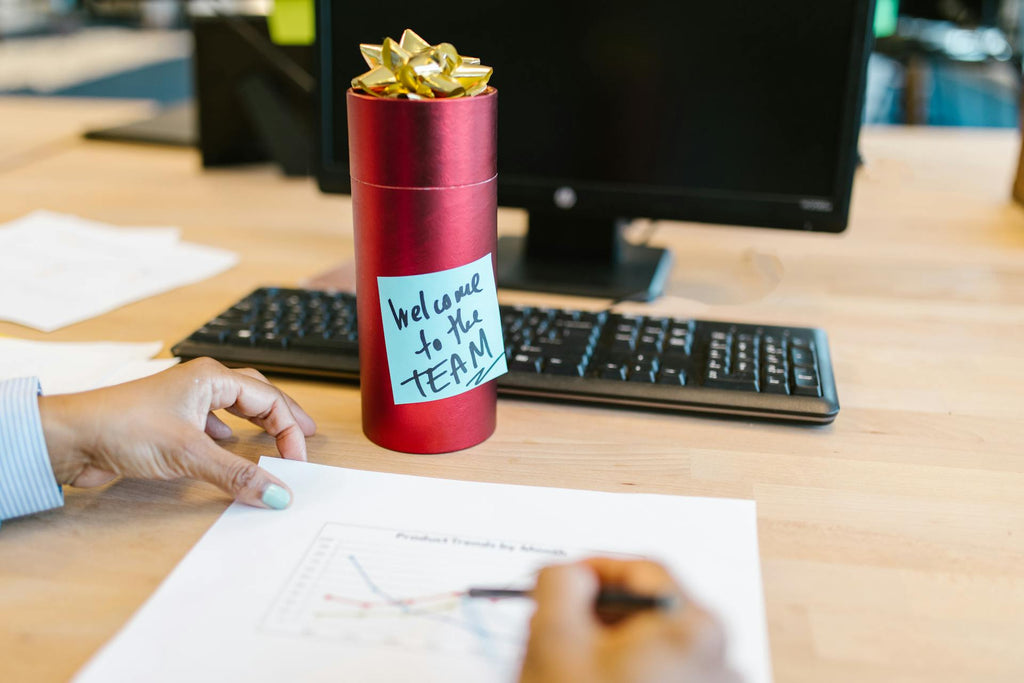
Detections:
537,338,568,352
792,368,821,396
665,336,690,354
290,335,351,353
660,355,693,373
526,311,554,328
790,347,816,368
734,360,757,375
576,311,606,325
593,349,632,366
206,318,242,330
257,332,287,348
556,319,598,333
506,330,531,347
562,339,596,356
559,331,597,348
225,329,255,346
704,373,758,392
610,335,636,352
763,373,789,394
509,354,542,373
636,335,663,353
189,327,226,344
628,368,656,382
217,309,249,323
503,310,527,327
628,359,657,374
657,368,686,385
543,357,584,376
597,363,626,380
609,314,643,327
554,310,581,323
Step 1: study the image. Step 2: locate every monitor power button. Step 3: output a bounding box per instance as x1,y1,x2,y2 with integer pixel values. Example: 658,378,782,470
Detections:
553,186,577,210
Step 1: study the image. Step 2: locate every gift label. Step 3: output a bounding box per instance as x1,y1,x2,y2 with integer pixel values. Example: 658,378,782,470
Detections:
377,254,508,405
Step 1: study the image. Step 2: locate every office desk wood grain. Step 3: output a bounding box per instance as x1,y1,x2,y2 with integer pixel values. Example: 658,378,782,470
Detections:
0,100,1022,682
0,97,154,172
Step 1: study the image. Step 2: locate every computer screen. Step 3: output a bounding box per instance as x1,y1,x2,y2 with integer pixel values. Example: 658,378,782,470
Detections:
315,0,874,300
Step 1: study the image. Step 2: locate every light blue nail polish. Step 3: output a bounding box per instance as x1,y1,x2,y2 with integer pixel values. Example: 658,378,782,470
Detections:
261,484,291,510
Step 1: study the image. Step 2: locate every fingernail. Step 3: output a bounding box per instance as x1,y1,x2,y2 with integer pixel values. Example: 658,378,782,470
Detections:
261,484,291,510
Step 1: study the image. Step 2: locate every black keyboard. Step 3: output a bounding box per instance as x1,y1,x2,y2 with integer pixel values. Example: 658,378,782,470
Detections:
171,287,839,424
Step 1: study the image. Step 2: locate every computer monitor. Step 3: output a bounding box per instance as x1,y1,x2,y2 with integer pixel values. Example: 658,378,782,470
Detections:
899,0,1000,27
314,1,874,300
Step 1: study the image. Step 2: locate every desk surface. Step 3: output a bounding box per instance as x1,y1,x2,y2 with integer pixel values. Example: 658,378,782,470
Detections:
1,98,1022,682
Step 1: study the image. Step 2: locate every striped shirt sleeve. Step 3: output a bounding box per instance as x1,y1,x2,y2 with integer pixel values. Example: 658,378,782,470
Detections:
0,377,63,526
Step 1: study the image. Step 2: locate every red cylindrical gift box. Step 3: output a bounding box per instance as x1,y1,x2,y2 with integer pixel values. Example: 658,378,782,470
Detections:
348,88,498,453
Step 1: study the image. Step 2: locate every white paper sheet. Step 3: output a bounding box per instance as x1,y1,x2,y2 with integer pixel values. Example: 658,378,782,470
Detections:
75,458,772,683
0,337,177,394
0,210,238,332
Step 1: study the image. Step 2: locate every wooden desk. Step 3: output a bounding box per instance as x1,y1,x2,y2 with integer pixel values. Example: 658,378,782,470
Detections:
0,97,154,172
1,98,1022,682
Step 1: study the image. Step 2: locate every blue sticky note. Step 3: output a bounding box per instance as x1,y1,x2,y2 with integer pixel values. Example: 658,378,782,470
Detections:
377,254,508,405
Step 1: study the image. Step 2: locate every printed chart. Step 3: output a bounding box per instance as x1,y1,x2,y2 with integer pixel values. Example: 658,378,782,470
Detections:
74,460,769,683
262,523,583,666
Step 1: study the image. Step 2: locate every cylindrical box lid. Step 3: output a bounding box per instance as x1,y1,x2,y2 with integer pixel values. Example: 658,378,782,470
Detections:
347,88,497,189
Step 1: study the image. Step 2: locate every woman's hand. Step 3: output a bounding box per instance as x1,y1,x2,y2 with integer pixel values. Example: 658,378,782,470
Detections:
519,558,741,683
38,357,316,510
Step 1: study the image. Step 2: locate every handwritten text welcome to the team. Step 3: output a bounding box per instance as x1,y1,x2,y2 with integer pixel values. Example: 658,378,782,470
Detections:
379,255,506,404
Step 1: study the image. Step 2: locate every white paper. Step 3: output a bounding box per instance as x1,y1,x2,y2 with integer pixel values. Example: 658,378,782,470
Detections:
76,459,772,683
0,210,238,332
0,337,177,394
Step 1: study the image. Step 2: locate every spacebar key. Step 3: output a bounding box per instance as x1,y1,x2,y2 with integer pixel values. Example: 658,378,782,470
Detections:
703,375,758,391
289,336,358,354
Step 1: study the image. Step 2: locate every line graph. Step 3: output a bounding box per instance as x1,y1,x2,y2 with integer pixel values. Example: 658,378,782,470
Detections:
260,523,581,668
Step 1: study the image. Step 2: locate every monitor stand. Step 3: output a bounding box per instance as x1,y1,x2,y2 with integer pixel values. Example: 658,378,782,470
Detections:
495,212,672,301
83,101,197,147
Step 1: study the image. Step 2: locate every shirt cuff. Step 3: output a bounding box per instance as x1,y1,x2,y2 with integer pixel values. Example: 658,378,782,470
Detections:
0,377,64,523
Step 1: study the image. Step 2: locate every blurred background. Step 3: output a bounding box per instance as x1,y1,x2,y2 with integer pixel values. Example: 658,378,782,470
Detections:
0,0,1020,140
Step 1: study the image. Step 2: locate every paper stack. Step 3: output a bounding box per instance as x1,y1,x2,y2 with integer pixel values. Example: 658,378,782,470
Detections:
0,210,238,332
0,338,177,395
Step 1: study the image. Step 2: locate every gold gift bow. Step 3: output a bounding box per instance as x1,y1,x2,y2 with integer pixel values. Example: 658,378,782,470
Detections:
351,29,492,99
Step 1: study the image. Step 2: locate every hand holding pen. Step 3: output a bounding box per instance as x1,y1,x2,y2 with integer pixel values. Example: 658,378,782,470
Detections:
467,586,679,620
514,558,743,683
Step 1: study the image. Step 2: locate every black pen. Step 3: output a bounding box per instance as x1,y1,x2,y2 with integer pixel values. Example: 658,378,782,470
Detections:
467,587,679,613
